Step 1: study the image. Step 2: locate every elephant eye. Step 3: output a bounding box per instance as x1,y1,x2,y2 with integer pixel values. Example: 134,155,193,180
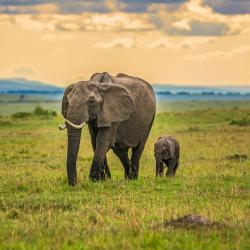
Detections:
88,98,96,106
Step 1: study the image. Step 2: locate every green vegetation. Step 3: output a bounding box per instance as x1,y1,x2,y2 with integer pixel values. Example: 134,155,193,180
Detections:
11,106,57,119
230,118,250,127
0,104,250,249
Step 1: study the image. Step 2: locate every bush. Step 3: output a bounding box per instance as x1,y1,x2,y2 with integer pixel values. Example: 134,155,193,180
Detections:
11,112,31,119
33,106,57,117
34,106,48,116
11,106,57,119
230,118,250,126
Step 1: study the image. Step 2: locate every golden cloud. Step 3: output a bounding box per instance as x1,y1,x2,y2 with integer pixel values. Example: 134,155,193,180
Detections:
184,45,250,60
93,37,136,48
148,36,217,49
0,12,154,32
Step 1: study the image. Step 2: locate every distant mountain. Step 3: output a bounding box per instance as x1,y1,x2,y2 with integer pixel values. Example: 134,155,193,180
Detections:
1,78,249,101
0,78,64,94
152,84,250,95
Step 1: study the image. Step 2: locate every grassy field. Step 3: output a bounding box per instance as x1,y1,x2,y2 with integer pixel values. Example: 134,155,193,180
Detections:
0,103,250,249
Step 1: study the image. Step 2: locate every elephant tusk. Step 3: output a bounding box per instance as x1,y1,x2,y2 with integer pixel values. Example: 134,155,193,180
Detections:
58,124,67,130
65,119,86,129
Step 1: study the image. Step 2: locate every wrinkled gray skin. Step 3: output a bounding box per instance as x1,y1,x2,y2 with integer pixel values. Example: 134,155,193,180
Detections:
62,72,156,185
154,136,180,177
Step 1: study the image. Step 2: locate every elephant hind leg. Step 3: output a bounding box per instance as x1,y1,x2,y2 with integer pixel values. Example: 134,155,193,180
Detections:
113,147,131,179
131,141,146,179
173,161,179,176
166,159,176,177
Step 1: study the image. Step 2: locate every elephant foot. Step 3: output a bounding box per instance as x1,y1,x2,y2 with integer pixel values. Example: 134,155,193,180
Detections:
166,171,175,177
90,160,106,181
127,172,138,180
89,172,105,181
68,177,77,186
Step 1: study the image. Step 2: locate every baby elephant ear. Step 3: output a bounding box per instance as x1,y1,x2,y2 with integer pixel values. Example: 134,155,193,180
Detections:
97,83,136,127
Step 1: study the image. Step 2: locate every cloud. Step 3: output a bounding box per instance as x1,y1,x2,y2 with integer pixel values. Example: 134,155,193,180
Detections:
147,39,175,49
205,0,250,15
148,0,250,36
42,33,74,40
184,45,250,60
148,36,217,49
93,37,135,48
1,12,154,32
13,65,35,75
0,2,58,14
1,0,250,36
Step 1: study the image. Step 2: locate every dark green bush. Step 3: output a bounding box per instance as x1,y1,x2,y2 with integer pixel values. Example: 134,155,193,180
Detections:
11,106,57,119
33,106,57,117
230,118,250,126
11,112,31,119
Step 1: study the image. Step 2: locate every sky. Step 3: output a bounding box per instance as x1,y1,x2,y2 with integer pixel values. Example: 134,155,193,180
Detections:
0,0,250,86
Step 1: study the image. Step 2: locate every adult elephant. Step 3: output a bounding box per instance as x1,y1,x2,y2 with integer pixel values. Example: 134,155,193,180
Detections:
60,72,156,186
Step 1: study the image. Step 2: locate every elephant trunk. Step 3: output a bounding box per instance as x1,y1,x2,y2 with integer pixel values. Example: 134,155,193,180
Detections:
67,126,82,185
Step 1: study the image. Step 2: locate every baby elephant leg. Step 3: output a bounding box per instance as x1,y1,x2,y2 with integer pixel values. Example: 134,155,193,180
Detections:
156,159,164,177
173,160,179,176
166,158,176,177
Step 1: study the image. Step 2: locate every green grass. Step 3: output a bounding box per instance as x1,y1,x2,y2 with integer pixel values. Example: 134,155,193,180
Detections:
0,104,250,249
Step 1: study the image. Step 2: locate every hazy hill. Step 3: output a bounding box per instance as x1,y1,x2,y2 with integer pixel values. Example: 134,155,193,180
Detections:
0,78,64,94
0,78,249,101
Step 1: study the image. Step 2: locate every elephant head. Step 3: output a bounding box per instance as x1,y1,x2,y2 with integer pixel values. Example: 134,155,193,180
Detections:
60,80,135,185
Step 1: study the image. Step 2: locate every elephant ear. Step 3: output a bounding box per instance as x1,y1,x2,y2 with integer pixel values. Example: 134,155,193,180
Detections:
97,83,136,127
90,72,113,83
62,84,74,118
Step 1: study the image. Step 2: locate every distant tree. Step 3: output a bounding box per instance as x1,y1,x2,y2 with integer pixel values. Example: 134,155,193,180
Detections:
19,94,25,102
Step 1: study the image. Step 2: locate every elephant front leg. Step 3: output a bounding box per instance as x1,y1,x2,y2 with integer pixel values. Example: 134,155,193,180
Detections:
156,159,164,177
88,123,111,179
89,127,113,181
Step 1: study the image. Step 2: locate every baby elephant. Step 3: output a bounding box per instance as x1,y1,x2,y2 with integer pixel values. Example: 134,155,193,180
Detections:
154,136,180,177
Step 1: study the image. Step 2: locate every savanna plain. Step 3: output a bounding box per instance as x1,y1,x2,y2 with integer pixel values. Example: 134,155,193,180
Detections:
0,101,250,250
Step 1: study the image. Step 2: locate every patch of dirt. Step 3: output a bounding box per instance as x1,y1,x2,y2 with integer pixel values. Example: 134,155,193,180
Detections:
226,154,247,162
163,214,225,230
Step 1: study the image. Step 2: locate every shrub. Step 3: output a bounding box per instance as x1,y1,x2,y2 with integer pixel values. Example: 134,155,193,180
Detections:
230,118,250,126
33,106,57,117
11,106,57,119
11,112,31,119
